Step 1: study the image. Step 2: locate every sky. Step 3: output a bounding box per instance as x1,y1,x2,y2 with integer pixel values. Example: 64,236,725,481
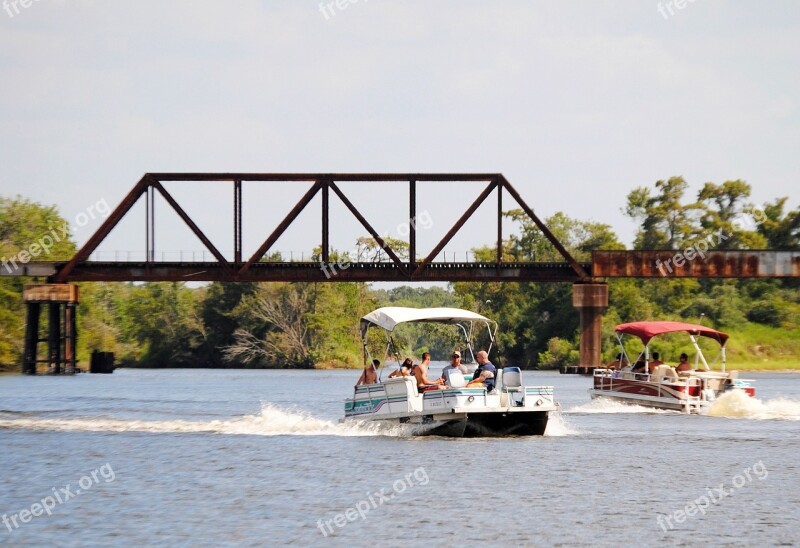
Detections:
1,1,798,268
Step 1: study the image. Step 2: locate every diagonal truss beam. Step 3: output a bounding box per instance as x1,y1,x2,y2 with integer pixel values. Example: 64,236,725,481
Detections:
152,178,230,269
54,175,151,282
412,180,498,278
501,175,590,280
328,182,409,276
239,181,322,274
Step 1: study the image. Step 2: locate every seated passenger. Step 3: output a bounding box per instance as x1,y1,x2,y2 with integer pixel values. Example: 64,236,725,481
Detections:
648,352,664,373
676,353,692,374
466,369,495,388
631,360,647,374
469,350,497,391
605,353,627,370
414,352,444,391
388,358,413,378
355,359,379,386
441,351,468,380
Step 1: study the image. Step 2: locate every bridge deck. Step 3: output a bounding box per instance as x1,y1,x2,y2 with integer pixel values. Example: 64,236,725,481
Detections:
4,250,798,282
5,261,588,282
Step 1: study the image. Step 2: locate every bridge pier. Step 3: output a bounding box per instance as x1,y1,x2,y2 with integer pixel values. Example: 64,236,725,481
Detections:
22,284,79,375
571,283,608,372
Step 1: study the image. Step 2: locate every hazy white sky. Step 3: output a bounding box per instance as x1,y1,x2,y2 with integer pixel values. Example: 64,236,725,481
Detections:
1,1,798,263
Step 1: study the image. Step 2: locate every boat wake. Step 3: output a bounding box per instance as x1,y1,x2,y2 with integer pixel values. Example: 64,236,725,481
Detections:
0,404,413,437
708,390,800,420
543,410,580,436
0,403,573,438
566,398,676,414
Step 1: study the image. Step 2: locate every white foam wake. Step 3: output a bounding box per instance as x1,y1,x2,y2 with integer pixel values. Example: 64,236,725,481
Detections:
708,390,800,420
543,410,580,436
0,404,409,437
566,398,676,414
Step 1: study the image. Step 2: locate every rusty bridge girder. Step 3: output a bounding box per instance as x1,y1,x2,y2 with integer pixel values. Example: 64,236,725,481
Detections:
592,250,800,278
20,261,588,283
43,173,590,284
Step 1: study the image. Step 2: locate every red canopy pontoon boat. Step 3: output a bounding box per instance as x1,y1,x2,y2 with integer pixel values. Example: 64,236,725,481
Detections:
588,321,755,413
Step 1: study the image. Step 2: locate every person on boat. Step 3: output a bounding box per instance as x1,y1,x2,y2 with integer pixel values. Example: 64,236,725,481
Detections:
441,351,468,380
605,353,627,370
466,369,495,388
676,353,692,374
648,352,665,373
388,358,413,378
355,359,379,386
414,352,444,391
469,350,497,391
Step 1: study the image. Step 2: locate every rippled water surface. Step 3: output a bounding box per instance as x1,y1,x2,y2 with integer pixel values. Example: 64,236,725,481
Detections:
2,368,800,546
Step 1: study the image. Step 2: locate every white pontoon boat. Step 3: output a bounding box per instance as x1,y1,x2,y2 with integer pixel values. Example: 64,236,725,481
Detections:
343,307,558,437
589,321,755,414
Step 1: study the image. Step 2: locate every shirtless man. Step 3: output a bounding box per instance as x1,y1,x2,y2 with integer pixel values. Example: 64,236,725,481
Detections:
676,353,692,374
414,352,444,391
355,359,379,386
647,352,665,374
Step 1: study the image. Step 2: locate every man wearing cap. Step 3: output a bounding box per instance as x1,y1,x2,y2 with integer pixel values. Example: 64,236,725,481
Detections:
441,351,468,380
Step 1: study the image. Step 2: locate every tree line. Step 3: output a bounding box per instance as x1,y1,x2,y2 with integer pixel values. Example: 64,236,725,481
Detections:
0,177,798,371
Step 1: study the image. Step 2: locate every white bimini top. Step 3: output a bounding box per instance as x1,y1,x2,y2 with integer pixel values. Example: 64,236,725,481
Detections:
360,307,492,336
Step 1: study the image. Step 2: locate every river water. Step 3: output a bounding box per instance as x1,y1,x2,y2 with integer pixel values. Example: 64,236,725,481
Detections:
1,367,799,546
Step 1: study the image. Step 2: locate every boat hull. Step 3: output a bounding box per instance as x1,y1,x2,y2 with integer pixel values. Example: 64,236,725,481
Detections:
589,369,756,414
344,377,555,436
588,388,703,413
356,409,550,437
458,410,549,437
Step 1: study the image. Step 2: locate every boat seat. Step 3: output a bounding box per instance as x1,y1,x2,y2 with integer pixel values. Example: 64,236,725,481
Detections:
651,364,679,383
501,367,524,406
501,367,522,390
445,368,467,388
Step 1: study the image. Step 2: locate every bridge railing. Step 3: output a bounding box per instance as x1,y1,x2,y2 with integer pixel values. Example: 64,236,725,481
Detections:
86,249,494,263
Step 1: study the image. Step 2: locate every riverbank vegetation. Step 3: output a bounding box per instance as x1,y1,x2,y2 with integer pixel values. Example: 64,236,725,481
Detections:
1,178,798,371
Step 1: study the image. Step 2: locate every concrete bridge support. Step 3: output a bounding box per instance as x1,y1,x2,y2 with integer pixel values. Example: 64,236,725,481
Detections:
572,283,608,367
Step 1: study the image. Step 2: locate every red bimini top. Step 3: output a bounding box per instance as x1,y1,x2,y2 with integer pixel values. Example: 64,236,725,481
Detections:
615,321,729,347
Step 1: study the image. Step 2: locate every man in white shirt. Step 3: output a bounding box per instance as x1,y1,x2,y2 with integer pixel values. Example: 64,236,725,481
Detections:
441,351,468,380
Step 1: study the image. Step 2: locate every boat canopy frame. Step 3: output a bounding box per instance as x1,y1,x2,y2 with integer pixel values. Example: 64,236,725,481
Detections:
613,321,728,372
359,307,498,375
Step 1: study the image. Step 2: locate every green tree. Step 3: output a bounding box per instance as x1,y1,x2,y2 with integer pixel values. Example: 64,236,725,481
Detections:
625,177,698,249
455,211,624,367
0,196,77,368
753,197,800,249
199,282,257,367
116,282,204,367
696,180,766,249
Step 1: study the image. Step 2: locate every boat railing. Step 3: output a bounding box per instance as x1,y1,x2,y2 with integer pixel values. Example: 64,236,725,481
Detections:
593,368,703,395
